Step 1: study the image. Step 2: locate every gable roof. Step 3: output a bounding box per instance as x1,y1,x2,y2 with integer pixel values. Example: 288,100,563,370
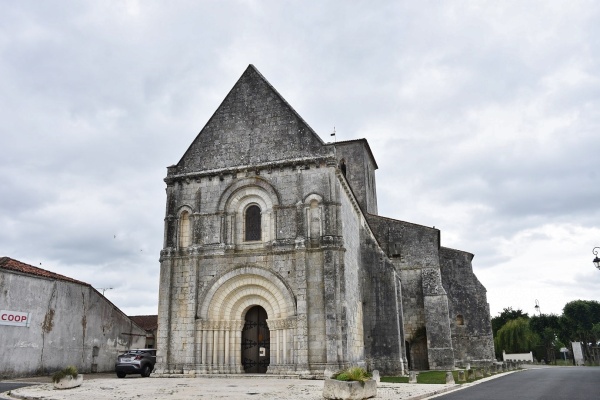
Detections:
129,315,158,331
173,65,333,175
0,256,90,287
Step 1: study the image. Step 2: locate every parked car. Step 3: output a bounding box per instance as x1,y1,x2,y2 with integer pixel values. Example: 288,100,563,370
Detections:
115,349,156,378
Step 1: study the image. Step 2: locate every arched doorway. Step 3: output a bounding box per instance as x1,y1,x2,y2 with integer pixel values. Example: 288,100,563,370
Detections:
242,306,270,373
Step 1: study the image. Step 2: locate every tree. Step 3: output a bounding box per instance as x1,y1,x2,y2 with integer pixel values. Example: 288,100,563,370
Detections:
491,307,529,337
494,317,538,356
491,307,530,359
559,300,600,363
529,314,562,363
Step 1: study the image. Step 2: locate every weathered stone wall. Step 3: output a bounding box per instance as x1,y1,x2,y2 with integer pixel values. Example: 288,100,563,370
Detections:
359,233,406,375
334,140,378,215
156,159,373,376
338,177,366,368
439,247,495,365
421,267,455,369
365,215,454,370
0,271,145,378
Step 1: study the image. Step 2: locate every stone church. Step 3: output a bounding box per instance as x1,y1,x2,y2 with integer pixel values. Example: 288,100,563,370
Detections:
154,65,494,377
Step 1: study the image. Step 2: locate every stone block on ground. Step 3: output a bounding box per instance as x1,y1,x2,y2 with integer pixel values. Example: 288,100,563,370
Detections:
323,378,377,400
445,371,455,384
409,371,418,383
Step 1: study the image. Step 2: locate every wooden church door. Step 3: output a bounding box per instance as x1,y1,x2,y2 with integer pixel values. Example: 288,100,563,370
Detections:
242,306,270,373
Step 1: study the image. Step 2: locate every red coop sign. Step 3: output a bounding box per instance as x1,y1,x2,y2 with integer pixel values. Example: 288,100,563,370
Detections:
0,310,31,327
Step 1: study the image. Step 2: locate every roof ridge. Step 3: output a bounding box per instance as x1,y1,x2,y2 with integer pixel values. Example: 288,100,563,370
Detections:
175,65,329,169
244,65,325,145
0,257,91,287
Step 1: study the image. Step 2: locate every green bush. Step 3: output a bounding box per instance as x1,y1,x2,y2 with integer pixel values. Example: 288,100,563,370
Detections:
333,366,371,383
52,366,78,383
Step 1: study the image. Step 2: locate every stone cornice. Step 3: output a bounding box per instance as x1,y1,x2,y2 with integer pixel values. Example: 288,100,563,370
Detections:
267,317,298,330
165,155,337,185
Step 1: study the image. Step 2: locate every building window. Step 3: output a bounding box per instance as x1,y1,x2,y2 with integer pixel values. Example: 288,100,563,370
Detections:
245,205,261,241
456,314,465,326
179,211,191,248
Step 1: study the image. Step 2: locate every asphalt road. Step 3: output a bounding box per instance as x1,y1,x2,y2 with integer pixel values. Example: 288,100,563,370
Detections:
432,367,600,400
0,382,36,399
0,373,115,399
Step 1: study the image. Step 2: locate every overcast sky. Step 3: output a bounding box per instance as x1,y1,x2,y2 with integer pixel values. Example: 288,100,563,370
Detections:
1,1,599,319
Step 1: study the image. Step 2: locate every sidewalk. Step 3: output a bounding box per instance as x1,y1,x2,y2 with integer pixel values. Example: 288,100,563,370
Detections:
3,374,458,400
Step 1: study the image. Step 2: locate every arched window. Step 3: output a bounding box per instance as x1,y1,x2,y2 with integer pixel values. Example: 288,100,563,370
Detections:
245,205,261,241
340,159,347,177
179,211,191,248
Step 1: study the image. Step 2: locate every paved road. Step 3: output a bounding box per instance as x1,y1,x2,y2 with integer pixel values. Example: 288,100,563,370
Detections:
430,367,600,400
0,373,114,400
0,383,36,400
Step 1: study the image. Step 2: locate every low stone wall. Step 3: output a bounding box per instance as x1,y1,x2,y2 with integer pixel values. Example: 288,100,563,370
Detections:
503,351,533,362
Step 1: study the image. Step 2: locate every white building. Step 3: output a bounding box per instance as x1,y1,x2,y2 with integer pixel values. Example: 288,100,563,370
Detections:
0,257,146,378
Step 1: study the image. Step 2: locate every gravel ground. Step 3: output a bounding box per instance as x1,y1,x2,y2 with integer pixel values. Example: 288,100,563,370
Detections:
3,375,457,400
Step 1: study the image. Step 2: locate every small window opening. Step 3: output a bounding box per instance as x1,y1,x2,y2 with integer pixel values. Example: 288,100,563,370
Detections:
456,314,465,326
340,159,347,177
245,205,261,241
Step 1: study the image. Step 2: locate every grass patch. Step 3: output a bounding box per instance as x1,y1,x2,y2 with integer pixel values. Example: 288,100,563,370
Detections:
52,366,78,383
416,371,448,384
383,368,497,385
381,372,450,385
332,367,371,383
380,376,409,383
553,359,573,366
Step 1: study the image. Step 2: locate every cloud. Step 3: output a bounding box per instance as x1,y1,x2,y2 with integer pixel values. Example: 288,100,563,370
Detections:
1,1,599,317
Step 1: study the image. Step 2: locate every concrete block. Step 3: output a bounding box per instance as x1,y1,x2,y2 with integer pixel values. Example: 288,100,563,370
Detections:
323,379,377,400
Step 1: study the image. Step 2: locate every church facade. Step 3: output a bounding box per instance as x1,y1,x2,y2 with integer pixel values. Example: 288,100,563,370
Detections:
154,65,494,377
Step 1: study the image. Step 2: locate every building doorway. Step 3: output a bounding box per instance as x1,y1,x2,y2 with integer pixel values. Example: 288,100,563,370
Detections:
242,306,270,373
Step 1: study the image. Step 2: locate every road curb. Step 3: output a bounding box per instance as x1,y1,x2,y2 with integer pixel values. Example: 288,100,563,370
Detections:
405,384,461,400
423,370,522,399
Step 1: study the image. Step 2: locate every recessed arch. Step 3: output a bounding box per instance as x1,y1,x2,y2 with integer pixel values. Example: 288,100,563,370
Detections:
304,193,324,205
198,266,296,321
304,194,323,242
217,177,280,213
177,206,193,248
217,178,280,246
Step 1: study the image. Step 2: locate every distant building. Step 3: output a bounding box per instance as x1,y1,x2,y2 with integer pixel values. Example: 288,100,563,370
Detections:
155,65,494,377
130,315,158,348
0,257,146,378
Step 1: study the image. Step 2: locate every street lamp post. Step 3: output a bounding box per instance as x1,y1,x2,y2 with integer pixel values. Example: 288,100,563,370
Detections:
593,247,600,270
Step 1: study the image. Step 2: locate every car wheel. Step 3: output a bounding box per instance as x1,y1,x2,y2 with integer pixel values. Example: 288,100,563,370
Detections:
116,372,126,378
141,365,152,377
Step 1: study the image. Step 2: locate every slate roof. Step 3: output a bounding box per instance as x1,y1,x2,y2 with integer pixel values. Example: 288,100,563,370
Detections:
129,315,158,331
0,256,90,287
